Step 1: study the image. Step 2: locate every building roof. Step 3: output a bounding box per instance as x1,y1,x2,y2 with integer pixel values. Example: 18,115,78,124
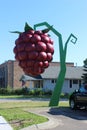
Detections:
21,64,84,81
65,66,83,79
41,66,83,79
20,75,42,81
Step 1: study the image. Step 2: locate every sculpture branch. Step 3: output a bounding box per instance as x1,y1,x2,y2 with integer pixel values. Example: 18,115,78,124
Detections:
70,33,77,44
64,34,77,62
34,22,77,106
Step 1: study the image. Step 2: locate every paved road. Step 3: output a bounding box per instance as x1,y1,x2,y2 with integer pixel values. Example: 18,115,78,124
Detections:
0,98,50,102
42,107,87,130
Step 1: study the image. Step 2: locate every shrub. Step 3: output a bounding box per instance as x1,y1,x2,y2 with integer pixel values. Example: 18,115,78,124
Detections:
60,92,69,99
29,89,35,95
0,87,69,98
0,88,8,95
43,90,52,96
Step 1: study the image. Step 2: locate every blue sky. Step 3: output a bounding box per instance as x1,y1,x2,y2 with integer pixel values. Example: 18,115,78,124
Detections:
0,0,87,66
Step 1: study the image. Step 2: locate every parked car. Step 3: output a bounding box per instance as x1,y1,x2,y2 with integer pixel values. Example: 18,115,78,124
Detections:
69,85,87,109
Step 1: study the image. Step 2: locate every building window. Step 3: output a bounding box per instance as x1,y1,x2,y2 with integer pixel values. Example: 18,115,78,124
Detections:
0,77,5,88
35,81,40,88
79,80,81,87
69,80,72,88
73,80,78,84
51,79,56,84
51,80,54,83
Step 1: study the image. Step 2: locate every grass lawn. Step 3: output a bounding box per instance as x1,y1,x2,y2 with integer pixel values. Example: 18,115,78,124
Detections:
0,107,48,130
0,97,69,130
0,95,51,99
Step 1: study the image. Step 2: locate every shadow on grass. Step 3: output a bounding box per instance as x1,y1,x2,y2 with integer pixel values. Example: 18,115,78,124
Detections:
48,107,87,120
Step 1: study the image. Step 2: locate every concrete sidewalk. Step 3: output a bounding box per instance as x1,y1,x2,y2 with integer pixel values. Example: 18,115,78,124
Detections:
0,116,13,130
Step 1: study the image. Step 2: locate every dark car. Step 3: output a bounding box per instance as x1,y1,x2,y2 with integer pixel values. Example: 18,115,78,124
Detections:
69,86,87,109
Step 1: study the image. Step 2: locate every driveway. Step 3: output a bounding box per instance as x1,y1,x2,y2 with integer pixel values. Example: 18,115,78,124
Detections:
46,107,87,130
22,106,87,130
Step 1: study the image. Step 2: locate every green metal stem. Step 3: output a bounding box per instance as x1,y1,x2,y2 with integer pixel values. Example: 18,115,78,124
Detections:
34,22,77,107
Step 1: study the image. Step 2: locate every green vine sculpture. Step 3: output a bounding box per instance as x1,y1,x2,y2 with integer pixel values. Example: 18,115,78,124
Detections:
34,22,77,106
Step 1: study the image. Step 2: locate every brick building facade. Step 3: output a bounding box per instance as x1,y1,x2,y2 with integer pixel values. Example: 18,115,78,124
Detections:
0,60,24,89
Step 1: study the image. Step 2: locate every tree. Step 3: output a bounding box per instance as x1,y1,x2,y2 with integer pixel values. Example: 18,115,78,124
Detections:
82,58,87,84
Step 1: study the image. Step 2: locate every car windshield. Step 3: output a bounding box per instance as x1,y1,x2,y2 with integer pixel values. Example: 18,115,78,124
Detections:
79,85,87,93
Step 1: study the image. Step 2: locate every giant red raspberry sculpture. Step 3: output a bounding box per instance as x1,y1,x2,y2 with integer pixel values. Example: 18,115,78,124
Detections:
13,23,54,76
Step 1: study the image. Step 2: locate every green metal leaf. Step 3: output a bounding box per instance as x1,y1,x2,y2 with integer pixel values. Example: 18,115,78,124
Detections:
10,31,22,34
24,22,33,32
42,25,53,33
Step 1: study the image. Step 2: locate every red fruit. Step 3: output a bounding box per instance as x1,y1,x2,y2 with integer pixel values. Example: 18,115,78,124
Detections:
34,61,43,68
15,54,19,61
27,60,35,67
28,30,35,35
43,61,49,68
28,51,38,60
19,60,27,68
46,43,54,54
34,30,42,35
15,38,23,45
41,35,50,43
18,52,27,60
23,67,33,75
31,34,41,43
37,52,47,61
17,43,25,52
13,23,54,76
36,42,47,52
49,38,54,44
34,67,44,75
25,43,35,52
13,46,18,54
23,34,32,42
47,53,53,62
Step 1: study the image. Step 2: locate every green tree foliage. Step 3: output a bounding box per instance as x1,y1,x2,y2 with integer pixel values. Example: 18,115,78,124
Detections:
82,58,87,84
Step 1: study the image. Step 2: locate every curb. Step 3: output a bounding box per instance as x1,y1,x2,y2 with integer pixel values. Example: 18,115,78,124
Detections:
21,108,59,130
